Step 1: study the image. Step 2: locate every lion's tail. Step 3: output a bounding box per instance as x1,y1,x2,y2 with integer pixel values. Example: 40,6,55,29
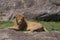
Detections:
44,27,48,32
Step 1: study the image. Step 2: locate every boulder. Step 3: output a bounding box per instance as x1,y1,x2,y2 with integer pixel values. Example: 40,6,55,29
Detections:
0,0,60,21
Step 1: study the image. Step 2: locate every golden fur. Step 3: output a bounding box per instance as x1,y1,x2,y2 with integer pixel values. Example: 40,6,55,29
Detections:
11,14,47,32
26,21,44,32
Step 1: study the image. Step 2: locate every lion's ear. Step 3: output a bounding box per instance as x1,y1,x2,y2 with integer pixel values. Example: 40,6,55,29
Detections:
23,17,25,19
13,16,16,19
21,17,25,20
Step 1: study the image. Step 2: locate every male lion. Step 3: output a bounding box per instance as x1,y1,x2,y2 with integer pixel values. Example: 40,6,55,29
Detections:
11,14,47,32
11,14,27,31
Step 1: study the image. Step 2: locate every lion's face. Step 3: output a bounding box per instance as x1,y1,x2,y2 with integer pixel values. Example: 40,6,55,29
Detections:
15,14,24,25
14,14,27,31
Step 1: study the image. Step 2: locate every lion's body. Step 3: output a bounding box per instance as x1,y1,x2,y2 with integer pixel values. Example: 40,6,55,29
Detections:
11,14,47,32
26,21,44,32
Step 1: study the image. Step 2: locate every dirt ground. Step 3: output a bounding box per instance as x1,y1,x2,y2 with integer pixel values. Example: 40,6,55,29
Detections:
0,28,60,40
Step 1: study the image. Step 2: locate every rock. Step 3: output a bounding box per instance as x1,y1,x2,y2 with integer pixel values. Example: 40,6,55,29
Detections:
0,28,60,40
0,0,60,21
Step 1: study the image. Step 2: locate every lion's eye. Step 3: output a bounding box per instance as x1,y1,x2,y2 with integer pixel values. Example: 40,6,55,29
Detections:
21,19,23,20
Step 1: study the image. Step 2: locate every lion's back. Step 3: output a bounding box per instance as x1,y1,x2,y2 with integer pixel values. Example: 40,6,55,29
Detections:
26,21,44,31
